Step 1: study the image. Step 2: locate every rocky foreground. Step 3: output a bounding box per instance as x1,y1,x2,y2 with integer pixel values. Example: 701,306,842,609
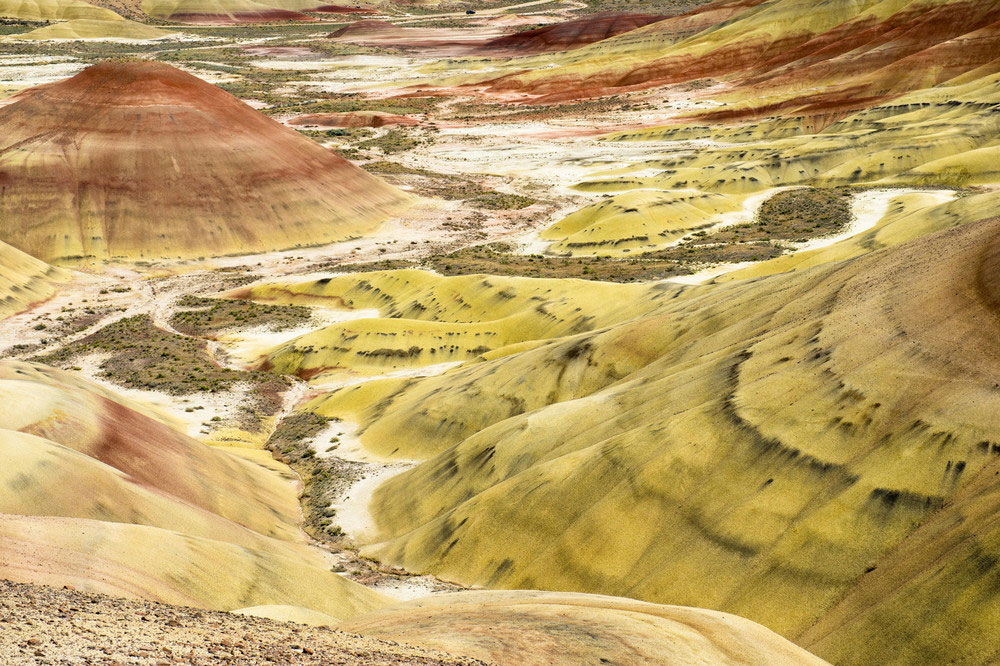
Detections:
0,580,487,665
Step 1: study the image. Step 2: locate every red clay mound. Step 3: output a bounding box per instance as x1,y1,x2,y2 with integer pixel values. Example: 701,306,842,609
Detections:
0,61,408,264
288,111,419,128
483,13,668,53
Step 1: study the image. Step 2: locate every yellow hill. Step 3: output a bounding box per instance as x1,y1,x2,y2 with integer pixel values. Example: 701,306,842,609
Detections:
0,513,386,619
239,270,662,382
278,209,1000,663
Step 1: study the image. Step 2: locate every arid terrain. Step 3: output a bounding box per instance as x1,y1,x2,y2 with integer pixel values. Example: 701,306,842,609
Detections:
2,0,1000,664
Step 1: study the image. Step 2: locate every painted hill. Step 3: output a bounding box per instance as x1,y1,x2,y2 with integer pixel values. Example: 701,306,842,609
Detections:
2,579,830,665
140,0,310,23
0,61,409,265
537,45,1000,261
236,270,665,384
327,18,395,37
0,362,830,665
243,207,1000,664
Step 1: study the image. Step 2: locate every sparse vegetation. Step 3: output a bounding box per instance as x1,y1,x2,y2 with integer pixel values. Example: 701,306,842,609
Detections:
361,161,536,208
31,315,288,404
357,128,435,155
169,295,313,337
265,413,364,542
336,240,784,282
749,187,854,241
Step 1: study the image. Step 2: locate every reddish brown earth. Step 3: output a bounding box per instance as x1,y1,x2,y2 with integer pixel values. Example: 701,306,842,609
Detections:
288,111,419,128
481,13,669,54
0,61,408,264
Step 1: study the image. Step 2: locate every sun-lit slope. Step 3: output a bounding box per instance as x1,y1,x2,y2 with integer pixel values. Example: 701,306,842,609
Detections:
0,361,302,541
0,514,387,619
140,0,309,22
0,61,409,265
0,241,66,320
341,591,829,666
322,213,1000,662
237,270,661,379
8,17,174,39
308,298,692,460
541,190,745,256
0,0,122,20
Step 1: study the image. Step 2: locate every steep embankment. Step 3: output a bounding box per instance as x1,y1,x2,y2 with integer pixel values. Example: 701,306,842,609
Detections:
0,61,409,264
